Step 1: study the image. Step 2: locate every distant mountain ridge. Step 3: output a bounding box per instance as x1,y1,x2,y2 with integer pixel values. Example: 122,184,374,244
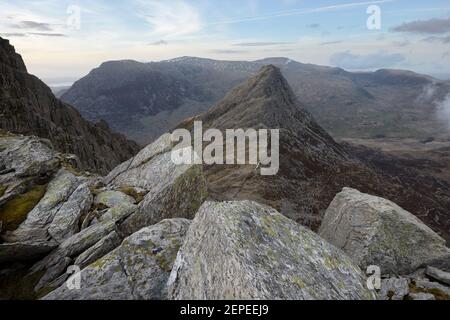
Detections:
0,37,140,173
62,56,450,144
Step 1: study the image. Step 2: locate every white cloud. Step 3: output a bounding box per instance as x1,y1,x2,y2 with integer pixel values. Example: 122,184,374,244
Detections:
139,0,202,38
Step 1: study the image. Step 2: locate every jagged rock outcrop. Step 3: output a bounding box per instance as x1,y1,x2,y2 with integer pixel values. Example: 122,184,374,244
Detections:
43,219,190,300
319,188,450,275
0,37,139,173
168,200,376,300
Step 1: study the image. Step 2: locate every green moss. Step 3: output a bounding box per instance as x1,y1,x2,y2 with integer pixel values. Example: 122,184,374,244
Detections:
118,186,147,204
0,184,47,231
0,184,7,197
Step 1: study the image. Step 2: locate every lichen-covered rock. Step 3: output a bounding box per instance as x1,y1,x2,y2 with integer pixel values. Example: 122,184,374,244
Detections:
74,231,122,269
104,134,172,187
5,169,85,244
43,218,190,300
94,191,135,208
0,135,60,186
104,133,207,236
319,188,450,275
47,183,93,243
168,201,375,300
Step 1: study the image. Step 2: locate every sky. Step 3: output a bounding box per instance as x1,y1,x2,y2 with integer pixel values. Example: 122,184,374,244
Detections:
1,0,450,85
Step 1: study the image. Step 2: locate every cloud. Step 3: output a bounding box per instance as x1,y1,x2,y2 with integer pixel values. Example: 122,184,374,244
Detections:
11,20,53,31
0,32,27,37
209,0,394,25
233,41,294,46
436,94,450,130
330,51,406,70
422,36,450,44
149,40,168,46
211,49,247,54
141,1,202,38
307,23,320,28
29,32,66,37
391,17,450,34
391,40,411,47
320,40,343,45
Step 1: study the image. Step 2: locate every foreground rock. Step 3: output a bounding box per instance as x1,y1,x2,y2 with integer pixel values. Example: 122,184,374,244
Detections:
43,219,190,300
319,188,450,275
105,134,207,236
168,201,375,300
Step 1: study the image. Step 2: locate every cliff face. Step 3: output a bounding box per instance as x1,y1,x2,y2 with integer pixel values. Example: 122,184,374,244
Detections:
0,37,140,174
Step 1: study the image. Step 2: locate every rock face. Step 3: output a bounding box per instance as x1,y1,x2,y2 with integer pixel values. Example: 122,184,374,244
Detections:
168,201,376,300
319,188,450,275
43,219,190,300
0,37,139,173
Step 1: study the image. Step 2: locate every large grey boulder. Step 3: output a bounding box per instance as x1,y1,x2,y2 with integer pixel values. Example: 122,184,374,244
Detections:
104,133,207,236
168,201,376,300
43,219,190,300
5,169,92,245
319,188,450,275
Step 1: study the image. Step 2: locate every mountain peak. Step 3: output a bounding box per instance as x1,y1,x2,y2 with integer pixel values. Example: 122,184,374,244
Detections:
0,37,27,72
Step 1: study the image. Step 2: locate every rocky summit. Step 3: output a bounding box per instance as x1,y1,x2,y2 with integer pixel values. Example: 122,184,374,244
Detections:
0,37,139,174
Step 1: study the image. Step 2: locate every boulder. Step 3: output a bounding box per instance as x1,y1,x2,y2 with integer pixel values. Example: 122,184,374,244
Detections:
43,219,190,300
168,201,376,300
319,188,450,275
5,169,88,244
104,133,207,236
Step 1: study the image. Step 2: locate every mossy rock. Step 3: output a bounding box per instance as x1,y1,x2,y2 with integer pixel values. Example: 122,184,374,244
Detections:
0,184,47,231
0,184,7,198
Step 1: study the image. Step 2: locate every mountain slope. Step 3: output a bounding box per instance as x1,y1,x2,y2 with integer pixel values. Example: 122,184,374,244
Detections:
176,66,450,240
0,37,139,173
62,57,450,144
